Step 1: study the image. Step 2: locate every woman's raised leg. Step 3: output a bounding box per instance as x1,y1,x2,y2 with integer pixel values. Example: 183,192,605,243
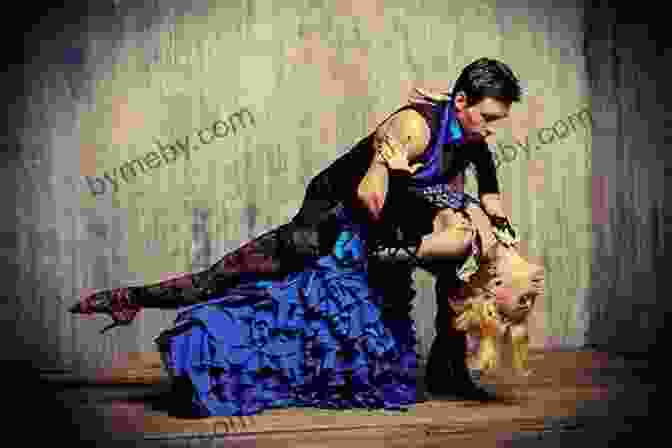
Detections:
68,202,346,330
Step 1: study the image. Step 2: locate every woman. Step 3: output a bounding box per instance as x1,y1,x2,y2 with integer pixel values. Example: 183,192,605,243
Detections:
70,58,541,416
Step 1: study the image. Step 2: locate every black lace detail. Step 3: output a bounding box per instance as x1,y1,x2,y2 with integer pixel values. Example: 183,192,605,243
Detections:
407,184,479,210
131,205,347,308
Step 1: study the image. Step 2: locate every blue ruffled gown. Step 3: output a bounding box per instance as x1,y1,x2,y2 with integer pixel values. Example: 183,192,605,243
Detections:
154,207,418,417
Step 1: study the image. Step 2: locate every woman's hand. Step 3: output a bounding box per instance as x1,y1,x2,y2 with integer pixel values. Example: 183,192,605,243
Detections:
376,134,424,174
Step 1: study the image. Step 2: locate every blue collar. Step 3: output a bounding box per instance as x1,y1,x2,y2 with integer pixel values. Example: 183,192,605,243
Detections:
433,98,464,154
410,98,465,186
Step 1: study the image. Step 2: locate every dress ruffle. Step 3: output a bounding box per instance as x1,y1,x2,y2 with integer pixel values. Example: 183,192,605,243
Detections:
155,227,418,417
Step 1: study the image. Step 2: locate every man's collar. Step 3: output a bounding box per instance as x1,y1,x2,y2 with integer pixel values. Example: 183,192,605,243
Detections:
442,98,464,146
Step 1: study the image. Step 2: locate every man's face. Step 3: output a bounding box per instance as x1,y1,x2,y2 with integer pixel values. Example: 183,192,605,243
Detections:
454,94,511,143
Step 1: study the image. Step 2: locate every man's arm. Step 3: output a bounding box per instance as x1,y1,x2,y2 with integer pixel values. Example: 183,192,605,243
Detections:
357,109,431,220
471,143,517,239
471,142,506,218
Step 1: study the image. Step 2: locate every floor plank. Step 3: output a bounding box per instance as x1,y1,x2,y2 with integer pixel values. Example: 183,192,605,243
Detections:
41,349,656,446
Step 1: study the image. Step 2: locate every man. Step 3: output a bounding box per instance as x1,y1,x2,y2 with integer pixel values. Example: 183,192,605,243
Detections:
70,58,542,400
355,58,544,398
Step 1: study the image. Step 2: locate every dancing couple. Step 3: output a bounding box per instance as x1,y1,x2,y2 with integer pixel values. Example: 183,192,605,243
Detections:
70,58,544,417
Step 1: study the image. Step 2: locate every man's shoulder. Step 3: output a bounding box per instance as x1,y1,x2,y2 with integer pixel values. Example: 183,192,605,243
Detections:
390,103,437,128
377,105,434,146
391,108,431,137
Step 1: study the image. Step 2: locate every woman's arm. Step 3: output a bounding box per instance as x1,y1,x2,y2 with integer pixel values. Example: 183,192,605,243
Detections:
357,109,431,221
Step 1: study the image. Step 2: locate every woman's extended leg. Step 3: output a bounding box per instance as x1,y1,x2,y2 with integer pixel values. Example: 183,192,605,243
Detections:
68,211,342,327
68,200,346,332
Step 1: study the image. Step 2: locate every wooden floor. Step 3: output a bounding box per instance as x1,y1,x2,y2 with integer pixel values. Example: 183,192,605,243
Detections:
40,349,656,447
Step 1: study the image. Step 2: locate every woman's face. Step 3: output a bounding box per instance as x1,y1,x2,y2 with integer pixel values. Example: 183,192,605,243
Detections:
454,94,511,144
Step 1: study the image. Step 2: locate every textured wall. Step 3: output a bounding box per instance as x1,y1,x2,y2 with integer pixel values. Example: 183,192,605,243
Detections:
6,0,592,376
583,3,669,354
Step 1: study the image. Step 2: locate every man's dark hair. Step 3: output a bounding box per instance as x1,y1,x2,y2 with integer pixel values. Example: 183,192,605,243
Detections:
453,58,522,105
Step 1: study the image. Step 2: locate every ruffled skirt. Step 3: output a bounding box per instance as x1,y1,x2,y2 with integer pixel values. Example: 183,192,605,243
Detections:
154,226,418,417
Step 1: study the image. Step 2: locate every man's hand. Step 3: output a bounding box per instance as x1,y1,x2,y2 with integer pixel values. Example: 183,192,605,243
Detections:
479,193,517,240
479,193,506,219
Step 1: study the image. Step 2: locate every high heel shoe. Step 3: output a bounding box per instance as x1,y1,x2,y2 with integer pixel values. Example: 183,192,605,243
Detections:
68,287,142,333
